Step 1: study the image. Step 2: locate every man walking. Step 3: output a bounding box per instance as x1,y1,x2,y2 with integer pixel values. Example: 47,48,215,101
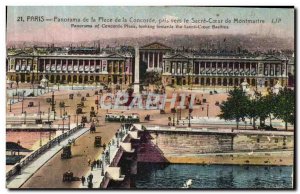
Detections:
81,176,85,186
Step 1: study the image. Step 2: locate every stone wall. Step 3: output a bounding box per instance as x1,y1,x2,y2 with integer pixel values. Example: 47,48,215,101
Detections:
145,131,293,156
233,134,293,151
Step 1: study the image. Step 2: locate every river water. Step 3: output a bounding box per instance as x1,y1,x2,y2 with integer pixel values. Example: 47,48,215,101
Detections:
135,163,293,189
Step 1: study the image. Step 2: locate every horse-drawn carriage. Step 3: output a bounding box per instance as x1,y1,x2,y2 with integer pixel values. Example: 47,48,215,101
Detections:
81,116,88,123
94,136,102,147
62,171,80,182
160,109,166,114
76,102,84,114
61,145,72,159
69,94,74,99
59,101,65,107
90,107,96,117
144,114,150,121
35,119,42,124
76,107,83,114
28,102,34,107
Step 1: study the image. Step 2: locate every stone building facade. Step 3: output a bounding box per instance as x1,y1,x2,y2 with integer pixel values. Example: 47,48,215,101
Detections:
7,51,133,85
6,42,290,88
162,53,289,88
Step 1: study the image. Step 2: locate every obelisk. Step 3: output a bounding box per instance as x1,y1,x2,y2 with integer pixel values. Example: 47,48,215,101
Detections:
133,46,140,93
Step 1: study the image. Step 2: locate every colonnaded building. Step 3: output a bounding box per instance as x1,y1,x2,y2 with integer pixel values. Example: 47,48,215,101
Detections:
6,42,293,88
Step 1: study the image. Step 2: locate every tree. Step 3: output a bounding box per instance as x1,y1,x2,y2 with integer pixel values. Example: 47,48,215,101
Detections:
245,97,259,129
142,71,162,91
253,93,271,128
265,91,277,127
218,87,249,129
273,87,295,131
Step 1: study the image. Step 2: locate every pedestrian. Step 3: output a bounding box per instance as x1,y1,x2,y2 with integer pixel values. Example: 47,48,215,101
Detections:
16,163,21,175
89,173,93,183
96,159,100,168
93,160,96,169
91,163,94,171
99,160,103,168
81,176,85,185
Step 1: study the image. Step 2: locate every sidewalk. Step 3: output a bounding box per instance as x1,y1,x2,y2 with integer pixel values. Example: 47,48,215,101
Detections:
80,128,127,189
6,126,90,189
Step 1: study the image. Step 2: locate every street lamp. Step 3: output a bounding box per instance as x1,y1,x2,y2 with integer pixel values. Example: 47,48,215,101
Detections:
21,98,24,113
207,104,209,118
37,102,42,122
176,109,180,125
68,115,71,130
40,131,42,147
48,107,50,123
49,131,51,140
32,83,35,97
188,108,193,127
76,113,79,128
9,99,12,112
62,115,65,134
24,111,27,124
171,108,176,126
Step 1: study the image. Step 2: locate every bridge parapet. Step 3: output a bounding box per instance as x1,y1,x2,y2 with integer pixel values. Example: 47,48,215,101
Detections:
6,123,84,181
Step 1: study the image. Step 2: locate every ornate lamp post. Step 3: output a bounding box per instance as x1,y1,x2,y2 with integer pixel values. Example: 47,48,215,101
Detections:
40,131,42,147
76,112,79,128
9,99,12,112
171,108,176,126
207,104,209,118
21,99,24,113
188,108,193,127
62,115,65,134
68,115,71,130
24,111,27,124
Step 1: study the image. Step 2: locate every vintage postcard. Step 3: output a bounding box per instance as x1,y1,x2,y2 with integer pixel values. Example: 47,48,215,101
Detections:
5,6,295,189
